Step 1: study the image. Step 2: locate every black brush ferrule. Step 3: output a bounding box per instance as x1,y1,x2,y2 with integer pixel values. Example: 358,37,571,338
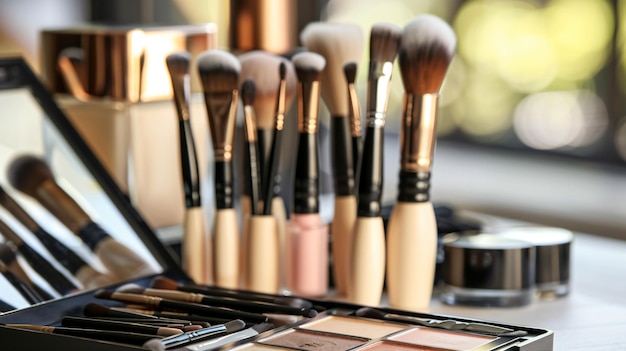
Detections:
331,116,355,196
214,161,234,209
293,132,319,214
397,170,431,203
357,125,384,217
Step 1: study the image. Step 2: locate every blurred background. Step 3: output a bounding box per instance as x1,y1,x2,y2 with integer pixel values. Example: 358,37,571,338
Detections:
1,0,625,239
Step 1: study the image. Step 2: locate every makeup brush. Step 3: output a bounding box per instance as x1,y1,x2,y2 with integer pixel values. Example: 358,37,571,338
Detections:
0,259,44,304
344,62,363,179
240,79,280,294
151,276,313,309
7,155,158,281
95,290,268,323
349,22,402,306
300,22,363,297
197,49,241,289
286,52,328,297
170,323,274,351
0,243,54,301
4,324,159,345
0,219,79,295
61,316,183,337
166,51,212,286
84,303,212,326
110,307,232,326
0,186,115,289
386,15,456,310
117,284,316,317
142,319,246,351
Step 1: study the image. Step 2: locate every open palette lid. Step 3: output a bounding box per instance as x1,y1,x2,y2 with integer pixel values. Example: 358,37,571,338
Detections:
0,56,186,314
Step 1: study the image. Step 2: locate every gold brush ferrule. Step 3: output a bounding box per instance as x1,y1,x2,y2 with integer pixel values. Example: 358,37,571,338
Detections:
243,105,258,142
347,80,362,137
205,91,239,162
400,93,439,173
170,73,191,121
297,80,321,134
366,61,394,128
275,79,287,132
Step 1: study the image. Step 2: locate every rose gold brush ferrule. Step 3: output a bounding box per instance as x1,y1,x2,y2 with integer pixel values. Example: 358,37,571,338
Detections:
205,91,239,162
297,80,321,134
400,93,439,173
144,288,204,303
347,79,362,137
275,79,287,132
366,61,394,128
36,180,91,233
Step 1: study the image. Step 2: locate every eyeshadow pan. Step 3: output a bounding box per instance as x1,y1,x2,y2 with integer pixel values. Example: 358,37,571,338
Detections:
355,341,449,351
231,344,293,350
301,315,407,339
390,327,495,351
260,329,367,351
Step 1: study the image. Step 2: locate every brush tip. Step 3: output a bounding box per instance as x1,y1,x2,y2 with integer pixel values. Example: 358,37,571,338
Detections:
225,319,246,333
151,276,179,290
355,307,386,319
241,78,256,106
197,50,241,74
291,52,326,78
93,289,113,299
165,51,191,75
252,322,274,334
7,155,54,198
343,62,357,84
369,22,402,63
279,62,287,80
0,243,16,264
83,303,110,317
116,283,144,294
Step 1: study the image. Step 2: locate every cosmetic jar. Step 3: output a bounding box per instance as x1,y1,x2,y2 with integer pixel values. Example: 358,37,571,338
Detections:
441,232,536,307
497,226,573,299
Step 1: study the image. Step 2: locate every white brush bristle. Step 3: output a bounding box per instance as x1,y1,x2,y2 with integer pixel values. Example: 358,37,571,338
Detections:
401,15,456,58
291,52,326,73
300,22,363,115
197,50,241,74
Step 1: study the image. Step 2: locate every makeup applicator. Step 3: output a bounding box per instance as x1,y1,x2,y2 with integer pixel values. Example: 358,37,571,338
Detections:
166,51,212,285
0,242,54,301
0,186,115,289
0,256,45,304
286,52,328,297
241,79,279,294
7,155,158,282
349,22,401,306
386,15,456,310
197,50,241,289
300,22,363,296
343,62,363,179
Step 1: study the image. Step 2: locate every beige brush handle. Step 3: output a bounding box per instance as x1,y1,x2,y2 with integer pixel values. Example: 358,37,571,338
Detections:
213,208,240,289
182,206,212,285
386,201,437,310
271,196,287,289
348,216,385,306
74,265,119,289
95,237,159,281
330,195,357,296
244,215,279,294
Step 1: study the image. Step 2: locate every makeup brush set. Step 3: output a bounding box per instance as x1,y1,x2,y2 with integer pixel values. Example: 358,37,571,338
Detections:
0,14,553,351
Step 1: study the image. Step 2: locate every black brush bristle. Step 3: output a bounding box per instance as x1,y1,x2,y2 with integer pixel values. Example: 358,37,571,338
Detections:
343,62,357,84
241,79,256,106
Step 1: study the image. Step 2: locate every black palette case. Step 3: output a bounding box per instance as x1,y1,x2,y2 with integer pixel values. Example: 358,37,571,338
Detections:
0,57,553,351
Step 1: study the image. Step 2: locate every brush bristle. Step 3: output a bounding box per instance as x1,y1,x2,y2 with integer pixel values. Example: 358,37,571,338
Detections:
165,51,190,76
116,283,144,293
197,50,241,94
291,52,326,83
370,22,402,63
150,276,179,290
225,319,246,333
93,289,114,299
355,307,386,319
279,62,287,80
300,22,363,116
239,51,297,128
399,15,456,95
241,78,256,107
343,62,357,84
58,47,83,64
0,243,16,264
7,155,54,198
83,303,111,317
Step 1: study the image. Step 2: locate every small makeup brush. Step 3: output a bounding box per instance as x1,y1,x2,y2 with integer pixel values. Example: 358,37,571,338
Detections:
117,284,316,317
197,49,241,289
151,276,313,309
386,15,456,310
0,259,44,304
241,78,280,294
349,22,402,306
301,22,363,297
61,316,183,337
7,155,158,282
0,219,79,295
0,243,54,301
343,62,362,179
166,51,212,285
142,319,246,351
286,52,328,297
0,186,115,289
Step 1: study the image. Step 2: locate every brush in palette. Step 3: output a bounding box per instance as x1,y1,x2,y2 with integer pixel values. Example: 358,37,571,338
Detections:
386,15,456,310
300,22,363,298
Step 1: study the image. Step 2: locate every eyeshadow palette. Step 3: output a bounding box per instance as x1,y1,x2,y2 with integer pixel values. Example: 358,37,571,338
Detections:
0,57,553,350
